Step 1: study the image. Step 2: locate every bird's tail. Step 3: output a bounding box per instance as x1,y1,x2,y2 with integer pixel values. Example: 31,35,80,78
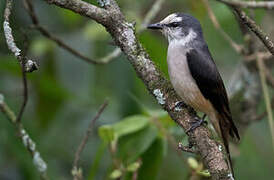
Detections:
216,112,240,177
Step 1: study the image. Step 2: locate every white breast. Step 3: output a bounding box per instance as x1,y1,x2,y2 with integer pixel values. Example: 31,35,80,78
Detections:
167,43,214,114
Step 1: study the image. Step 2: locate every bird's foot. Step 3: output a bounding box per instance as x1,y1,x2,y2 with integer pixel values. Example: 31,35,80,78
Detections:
186,115,207,134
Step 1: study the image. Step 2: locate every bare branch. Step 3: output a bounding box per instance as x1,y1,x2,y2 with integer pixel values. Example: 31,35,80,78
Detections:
217,1,274,56
3,0,38,72
224,6,266,137
99,48,122,64
234,7,274,55
43,0,233,178
72,100,109,180
4,0,31,123
15,58,28,123
0,94,48,180
244,51,272,62
98,0,165,64
2,1,48,177
202,0,244,53
24,0,106,65
219,0,274,10
44,0,110,25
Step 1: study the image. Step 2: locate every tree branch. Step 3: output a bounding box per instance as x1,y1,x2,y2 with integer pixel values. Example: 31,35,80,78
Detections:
216,0,274,56
98,0,165,64
0,94,48,180
23,0,108,65
15,57,28,123
221,4,273,139
202,0,244,53
218,0,274,10
3,0,38,72
43,0,233,179
45,0,111,26
233,7,274,56
72,100,109,180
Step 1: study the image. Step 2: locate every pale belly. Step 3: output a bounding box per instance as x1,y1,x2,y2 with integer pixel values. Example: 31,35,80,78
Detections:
167,48,214,114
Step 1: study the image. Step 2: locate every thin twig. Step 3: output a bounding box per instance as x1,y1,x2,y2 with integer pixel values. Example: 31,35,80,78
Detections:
178,142,197,153
0,94,48,179
256,54,274,152
202,0,243,53
244,51,272,62
23,0,103,65
99,48,121,64
140,0,165,31
15,58,28,123
218,3,274,56
3,0,38,72
218,0,274,10
72,100,109,180
98,0,165,63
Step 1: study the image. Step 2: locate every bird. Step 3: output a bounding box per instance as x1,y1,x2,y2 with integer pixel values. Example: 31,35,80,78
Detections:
147,13,240,175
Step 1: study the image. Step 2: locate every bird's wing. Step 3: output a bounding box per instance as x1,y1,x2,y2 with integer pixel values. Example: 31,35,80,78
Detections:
186,47,239,140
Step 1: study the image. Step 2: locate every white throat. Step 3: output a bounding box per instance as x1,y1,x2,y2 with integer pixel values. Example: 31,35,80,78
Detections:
168,29,197,47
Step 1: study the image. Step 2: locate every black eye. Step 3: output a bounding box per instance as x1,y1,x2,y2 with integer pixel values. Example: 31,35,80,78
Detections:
169,22,180,27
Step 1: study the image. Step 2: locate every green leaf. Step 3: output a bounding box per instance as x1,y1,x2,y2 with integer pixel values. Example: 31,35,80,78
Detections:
109,169,122,179
113,115,149,139
117,125,158,163
98,115,149,143
138,137,166,180
197,169,211,177
187,157,199,170
98,125,115,143
126,161,141,172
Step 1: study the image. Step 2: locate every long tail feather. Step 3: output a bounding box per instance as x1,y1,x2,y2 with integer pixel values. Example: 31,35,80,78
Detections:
220,123,234,176
218,113,236,177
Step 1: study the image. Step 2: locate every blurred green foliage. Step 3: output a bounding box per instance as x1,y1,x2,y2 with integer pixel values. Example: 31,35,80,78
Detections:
0,0,274,180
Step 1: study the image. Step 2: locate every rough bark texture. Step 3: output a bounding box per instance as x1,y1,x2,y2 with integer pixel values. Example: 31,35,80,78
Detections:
44,0,232,179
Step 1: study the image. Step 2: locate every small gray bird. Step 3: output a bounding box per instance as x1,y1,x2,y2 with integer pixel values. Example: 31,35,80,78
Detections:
147,13,239,174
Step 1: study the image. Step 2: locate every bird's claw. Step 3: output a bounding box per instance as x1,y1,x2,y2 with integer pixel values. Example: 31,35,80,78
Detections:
186,116,207,134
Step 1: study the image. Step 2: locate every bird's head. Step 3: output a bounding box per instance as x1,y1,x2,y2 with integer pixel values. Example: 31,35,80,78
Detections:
147,13,203,45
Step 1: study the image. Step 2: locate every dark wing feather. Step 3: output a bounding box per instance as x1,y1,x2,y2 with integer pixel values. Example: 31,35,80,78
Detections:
186,47,239,176
186,48,239,140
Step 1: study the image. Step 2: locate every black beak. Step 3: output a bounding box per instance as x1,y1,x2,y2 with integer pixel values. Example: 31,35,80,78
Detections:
147,23,163,30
